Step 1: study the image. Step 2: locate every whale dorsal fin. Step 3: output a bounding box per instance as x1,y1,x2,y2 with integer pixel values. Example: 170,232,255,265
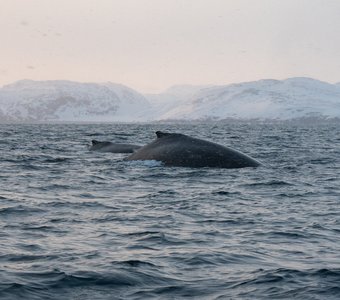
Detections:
155,131,172,138
92,140,100,145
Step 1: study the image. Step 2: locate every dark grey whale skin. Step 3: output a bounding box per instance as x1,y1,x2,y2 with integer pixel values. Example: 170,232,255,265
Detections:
126,131,261,168
89,140,141,153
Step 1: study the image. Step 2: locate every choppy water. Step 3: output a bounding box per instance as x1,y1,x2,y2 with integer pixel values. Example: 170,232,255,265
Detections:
0,122,340,300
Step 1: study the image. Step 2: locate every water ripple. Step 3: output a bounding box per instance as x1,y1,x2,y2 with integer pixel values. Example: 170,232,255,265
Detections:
0,122,340,299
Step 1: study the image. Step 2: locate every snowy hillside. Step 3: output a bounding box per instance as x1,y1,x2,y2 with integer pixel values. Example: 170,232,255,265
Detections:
144,85,211,120
0,78,340,122
151,78,340,121
0,80,150,122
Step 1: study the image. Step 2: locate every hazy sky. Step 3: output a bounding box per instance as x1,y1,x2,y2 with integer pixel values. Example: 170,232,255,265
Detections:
1,0,340,92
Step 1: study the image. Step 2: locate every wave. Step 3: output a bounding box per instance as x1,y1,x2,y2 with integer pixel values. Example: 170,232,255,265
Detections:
0,205,46,216
229,268,340,299
0,268,180,300
2,268,339,299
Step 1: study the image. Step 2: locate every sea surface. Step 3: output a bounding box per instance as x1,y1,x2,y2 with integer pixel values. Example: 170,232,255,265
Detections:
0,122,339,300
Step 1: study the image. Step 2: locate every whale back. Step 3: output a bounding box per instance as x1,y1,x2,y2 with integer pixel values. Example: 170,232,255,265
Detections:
127,131,260,168
89,140,141,153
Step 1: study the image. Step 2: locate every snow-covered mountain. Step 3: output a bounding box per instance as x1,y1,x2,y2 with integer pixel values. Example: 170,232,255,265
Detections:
151,78,340,121
0,79,150,122
144,84,211,120
0,77,340,122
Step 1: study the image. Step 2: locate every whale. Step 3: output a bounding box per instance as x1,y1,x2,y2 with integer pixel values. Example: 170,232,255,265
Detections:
89,140,141,153
126,131,261,168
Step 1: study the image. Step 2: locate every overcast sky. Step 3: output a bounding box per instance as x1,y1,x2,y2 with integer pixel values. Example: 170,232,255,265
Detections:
1,0,340,92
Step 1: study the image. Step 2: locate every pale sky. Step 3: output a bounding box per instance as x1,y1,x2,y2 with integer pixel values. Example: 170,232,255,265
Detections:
1,0,340,93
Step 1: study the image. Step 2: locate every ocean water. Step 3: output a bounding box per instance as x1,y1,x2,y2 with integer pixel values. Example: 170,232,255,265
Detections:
0,122,339,300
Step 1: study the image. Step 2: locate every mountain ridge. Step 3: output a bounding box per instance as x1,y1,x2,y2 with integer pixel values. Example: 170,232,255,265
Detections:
0,77,340,122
